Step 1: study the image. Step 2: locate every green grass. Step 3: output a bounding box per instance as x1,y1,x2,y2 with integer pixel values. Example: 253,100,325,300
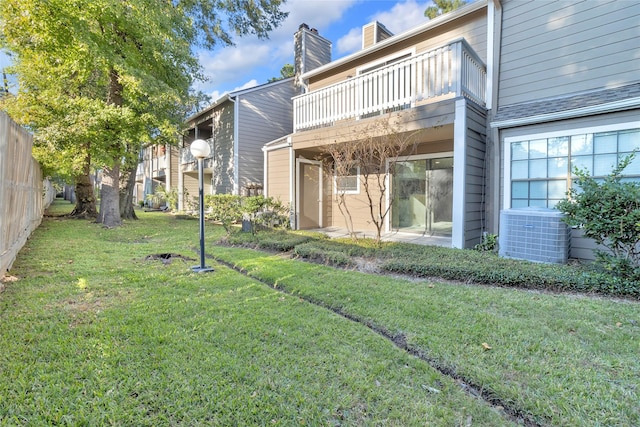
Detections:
1,200,510,426
2,199,639,426
217,234,640,425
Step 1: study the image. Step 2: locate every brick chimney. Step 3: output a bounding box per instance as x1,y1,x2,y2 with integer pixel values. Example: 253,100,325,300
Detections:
294,23,332,94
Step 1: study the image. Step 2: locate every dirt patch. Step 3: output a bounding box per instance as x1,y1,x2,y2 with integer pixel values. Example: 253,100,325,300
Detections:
144,253,196,265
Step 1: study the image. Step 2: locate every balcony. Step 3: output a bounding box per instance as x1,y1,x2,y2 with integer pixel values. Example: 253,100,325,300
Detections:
293,39,486,132
180,138,214,171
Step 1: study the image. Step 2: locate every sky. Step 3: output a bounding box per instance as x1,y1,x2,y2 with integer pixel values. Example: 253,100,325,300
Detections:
196,0,441,102
0,1,444,102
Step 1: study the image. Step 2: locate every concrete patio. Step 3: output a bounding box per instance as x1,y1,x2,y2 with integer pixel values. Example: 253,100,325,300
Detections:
310,227,452,247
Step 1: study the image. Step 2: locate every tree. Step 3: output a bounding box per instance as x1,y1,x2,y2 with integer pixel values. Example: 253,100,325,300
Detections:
425,0,467,19
268,63,295,82
0,0,287,227
322,114,422,246
556,153,640,280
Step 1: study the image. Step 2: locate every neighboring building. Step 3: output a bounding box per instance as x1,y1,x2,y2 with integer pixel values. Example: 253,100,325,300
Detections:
264,2,489,249
135,144,179,207
177,24,331,211
489,0,640,259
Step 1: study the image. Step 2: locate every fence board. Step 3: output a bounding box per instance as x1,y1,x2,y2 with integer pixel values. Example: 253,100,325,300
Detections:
1,111,54,279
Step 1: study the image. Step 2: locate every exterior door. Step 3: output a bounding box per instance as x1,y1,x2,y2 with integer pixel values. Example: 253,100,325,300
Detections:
392,157,453,236
296,159,323,229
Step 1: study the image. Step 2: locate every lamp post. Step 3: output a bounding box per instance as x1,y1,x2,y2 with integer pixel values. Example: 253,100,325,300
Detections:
190,139,214,273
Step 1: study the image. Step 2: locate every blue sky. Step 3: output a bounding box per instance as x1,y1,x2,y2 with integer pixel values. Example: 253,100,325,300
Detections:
0,1,443,102
197,0,441,101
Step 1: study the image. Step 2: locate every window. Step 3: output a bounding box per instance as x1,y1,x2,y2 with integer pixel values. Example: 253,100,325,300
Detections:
334,166,360,194
507,127,640,208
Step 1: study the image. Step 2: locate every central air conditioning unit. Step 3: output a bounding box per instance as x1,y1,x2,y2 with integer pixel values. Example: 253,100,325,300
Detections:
498,207,570,264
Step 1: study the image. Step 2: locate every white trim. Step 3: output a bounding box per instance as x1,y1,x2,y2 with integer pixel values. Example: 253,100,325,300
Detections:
356,48,415,76
452,98,467,249
486,0,502,111
263,147,268,197
491,98,640,129
333,165,360,195
301,0,487,80
502,120,640,210
232,96,239,195
289,146,295,227
295,158,323,229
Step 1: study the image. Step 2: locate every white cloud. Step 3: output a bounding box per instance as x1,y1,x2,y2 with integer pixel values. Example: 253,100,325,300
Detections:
207,79,259,103
371,0,432,34
336,27,362,55
335,0,432,56
196,0,359,94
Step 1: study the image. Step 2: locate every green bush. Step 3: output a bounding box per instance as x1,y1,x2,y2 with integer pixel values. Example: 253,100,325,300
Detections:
225,230,313,252
556,153,640,281
242,195,290,234
294,243,355,267
205,194,243,234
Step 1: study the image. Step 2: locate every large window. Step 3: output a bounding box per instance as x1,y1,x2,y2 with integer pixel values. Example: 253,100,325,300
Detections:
507,127,640,208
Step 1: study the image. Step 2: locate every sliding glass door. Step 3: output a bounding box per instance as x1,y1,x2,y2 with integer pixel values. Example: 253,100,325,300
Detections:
391,157,453,236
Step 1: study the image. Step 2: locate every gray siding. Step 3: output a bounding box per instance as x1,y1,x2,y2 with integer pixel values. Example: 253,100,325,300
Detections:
498,0,640,107
464,101,487,248
212,101,235,194
498,109,640,260
237,80,295,192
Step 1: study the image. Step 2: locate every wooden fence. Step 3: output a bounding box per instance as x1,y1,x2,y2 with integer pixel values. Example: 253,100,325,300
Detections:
0,111,54,279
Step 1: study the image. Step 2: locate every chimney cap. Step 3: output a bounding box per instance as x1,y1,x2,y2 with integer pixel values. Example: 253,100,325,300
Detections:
299,23,309,30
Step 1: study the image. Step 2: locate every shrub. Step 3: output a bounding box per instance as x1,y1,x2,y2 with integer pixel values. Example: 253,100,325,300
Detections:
556,153,640,281
242,195,290,234
205,194,243,234
146,186,178,210
294,243,355,267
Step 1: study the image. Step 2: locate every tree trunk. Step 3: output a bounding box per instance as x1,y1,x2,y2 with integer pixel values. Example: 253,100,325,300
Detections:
98,160,122,227
119,163,138,220
97,68,124,227
69,150,97,219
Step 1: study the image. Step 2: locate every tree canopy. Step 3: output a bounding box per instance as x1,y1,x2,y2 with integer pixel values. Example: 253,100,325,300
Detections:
0,0,287,226
425,0,467,19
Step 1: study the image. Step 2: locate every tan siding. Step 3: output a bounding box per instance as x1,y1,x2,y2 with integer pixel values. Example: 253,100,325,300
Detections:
308,8,487,92
498,0,640,106
362,25,375,49
266,148,290,205
331,173,385,233
291,101,456,150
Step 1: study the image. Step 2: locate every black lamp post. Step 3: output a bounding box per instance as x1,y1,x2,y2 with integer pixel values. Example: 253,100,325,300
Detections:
190,139,214,273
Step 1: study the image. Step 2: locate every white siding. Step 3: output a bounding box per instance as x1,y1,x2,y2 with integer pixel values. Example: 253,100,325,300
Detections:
498,0,640,106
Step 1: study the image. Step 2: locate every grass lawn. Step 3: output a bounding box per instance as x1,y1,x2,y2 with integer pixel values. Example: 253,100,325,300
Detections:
1,199,638,426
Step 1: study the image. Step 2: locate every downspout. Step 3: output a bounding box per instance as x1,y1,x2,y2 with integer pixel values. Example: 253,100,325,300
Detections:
487,0,503,234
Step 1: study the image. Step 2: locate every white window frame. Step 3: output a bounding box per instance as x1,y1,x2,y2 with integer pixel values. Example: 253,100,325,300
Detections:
334,165,360,195
356,48,415,76
503,121,640,210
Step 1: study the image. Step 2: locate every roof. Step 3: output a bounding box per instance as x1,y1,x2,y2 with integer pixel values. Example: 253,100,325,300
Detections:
185,77,294,125
491,82,640,128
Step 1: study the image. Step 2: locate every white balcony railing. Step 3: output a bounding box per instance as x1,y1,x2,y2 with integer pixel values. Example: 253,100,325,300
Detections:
180,138,214,166
293,39,486,132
